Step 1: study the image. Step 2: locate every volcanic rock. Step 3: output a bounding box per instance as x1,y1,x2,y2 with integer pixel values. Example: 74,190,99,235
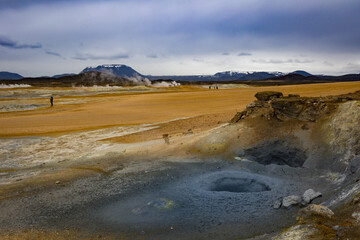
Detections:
231,90,360,123
255,91,283,101
282,195,301,207
302,189,322,204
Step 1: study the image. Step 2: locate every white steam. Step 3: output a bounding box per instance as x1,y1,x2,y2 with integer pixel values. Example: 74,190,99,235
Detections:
128,74,152,86
128,74,181,87
152,81,180,87
74,84,124,90
0,84,32,89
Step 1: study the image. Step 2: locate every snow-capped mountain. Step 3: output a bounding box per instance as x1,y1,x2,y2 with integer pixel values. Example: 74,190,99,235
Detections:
147,70,312,81
213,71,284,81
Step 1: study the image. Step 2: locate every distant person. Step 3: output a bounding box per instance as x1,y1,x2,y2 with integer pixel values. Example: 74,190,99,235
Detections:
50,96,53,107
216,85,219,89
209,86,211,89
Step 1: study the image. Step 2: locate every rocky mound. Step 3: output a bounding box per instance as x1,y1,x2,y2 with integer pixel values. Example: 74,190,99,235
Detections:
80,64,144,79
58,71,143,86
231,90,360,123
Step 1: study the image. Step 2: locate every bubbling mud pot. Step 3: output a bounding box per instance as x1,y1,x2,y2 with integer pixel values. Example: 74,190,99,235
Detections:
208,177,271,193
84,163,316,240
0,157,335,240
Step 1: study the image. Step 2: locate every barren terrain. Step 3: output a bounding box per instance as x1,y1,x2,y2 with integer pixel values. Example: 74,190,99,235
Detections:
1,82,360,239
1,82,360,137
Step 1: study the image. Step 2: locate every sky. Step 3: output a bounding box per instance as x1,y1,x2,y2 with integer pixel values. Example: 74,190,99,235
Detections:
0,0,360,77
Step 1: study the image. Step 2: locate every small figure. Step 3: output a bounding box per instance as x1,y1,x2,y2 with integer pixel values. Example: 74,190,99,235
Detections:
216,85,218,89
209,85,211,89
50,96,53,107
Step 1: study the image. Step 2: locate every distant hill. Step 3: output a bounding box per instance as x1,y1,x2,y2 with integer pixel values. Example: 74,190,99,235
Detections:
319,74,360,82
239,73,360,86
266,73,360,83
148,70,316,81
52,73,76,78
266,73,320,82
147,71,283,81
0,71,23,80
81,64,143,78
213,71,283,81
290,70,312,77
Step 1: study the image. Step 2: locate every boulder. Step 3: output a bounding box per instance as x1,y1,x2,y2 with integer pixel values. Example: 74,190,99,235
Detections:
302,189,322,204
255,91,283,101
296,204,334,222
282,195,301,207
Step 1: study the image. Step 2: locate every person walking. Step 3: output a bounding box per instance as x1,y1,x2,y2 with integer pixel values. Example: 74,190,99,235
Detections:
50,96,53,107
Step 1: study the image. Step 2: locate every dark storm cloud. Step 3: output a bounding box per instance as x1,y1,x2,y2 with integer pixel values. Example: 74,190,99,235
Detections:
73,53,129,61
2,0,360,53
185,1,360,53
0,35,41,49
1,0,360,76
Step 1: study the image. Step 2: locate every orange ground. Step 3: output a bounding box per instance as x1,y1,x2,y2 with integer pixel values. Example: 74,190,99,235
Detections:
2,82,360,240
1,81,360,137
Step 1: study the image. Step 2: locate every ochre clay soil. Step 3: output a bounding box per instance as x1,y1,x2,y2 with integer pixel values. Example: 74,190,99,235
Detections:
1,82,360,138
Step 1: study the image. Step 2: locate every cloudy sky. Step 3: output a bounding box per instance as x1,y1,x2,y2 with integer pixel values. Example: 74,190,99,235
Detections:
0,0,359,77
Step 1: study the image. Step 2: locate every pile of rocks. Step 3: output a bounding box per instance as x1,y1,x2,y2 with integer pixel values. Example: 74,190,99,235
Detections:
273,188,322,209
231,90,360,123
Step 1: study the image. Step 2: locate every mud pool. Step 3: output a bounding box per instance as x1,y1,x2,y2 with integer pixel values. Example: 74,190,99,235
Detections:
0,159,331,240
0,131,352,239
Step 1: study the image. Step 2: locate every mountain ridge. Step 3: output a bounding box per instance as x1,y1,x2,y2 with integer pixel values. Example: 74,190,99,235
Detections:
1,64,359,85
0,71,23,80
